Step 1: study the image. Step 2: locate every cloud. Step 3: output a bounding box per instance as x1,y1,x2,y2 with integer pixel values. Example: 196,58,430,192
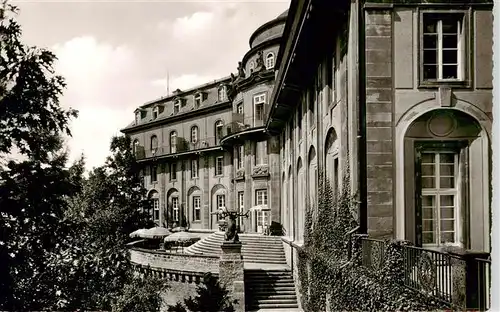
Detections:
172,12,214,40
52,36,140,171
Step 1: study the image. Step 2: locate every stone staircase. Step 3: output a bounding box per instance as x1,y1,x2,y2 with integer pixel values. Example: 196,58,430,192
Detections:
245,269,299,311
184,232,287,264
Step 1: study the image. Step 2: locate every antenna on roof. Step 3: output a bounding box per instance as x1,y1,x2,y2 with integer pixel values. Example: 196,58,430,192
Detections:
166,70,170,96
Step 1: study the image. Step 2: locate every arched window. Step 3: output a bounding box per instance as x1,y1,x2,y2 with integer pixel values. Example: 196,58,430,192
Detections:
170,131,177,153
266,53,275,70
150,135,158,151
191,126,198,144
215,120,224,144
218,86,227,102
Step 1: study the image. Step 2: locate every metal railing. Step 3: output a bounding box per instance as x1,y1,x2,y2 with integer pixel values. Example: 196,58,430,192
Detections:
359,238,491,310
134,136,221,160
223,115,266,138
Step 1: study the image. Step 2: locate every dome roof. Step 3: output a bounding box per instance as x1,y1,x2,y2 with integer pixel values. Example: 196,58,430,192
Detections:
276,9,289,19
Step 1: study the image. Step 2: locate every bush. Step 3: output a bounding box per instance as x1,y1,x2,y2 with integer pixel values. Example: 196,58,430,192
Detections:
297,170,451,311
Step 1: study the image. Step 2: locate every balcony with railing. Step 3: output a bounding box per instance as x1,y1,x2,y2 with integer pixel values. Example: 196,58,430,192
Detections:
357,237,491,310
134,136,223,162
219,113,269,147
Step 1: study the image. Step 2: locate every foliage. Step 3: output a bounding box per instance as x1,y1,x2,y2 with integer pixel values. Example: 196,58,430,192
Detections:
0,2,82,309
0,2,77,161
112,273,169,312
297,169,452,311
167,273,236,312
52,135,162,311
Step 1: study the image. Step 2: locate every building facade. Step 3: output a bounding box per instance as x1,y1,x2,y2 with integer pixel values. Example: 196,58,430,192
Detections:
267,0,493,268
121,11,288,233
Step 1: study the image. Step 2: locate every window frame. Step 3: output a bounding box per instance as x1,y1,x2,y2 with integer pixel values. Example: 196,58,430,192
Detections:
237,145,244,169
418,9,471,88
215,156,224,176
152,106,159,119
172,197,179,222
170,131,177,153
193,196,201,222
265,52,275,70
194,93,202,108
150,135,158,151
218,85,227,102
255,189,268,206
170,162,177,181
215,120,224,143
253,93,266,123
191,125,198,144
414,141,467,248
191,158,199,179
150,165,158,183
173,100,181,114
237,103,243,115
153,198,160,222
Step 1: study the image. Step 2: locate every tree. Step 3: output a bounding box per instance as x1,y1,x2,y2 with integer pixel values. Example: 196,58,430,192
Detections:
52,135,165,311
167,273,236,312
0,1,82,309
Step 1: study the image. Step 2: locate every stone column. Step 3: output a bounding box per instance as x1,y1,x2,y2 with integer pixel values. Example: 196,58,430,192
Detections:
219,242,245,312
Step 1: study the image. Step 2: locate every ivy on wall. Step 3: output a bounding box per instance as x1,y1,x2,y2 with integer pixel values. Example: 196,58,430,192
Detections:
296,170,452,311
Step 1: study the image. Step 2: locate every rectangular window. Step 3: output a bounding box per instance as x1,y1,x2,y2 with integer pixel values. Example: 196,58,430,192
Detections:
172,197,179,222
255,141,267,165
151,165,157,183
153,198,160,222
237,145,244,169
174,101,180,114
218,86,227,102
253,93,266,123
237,103,243,115
216,194,225,221
216,156,224,176
194,94,202,108
238,192,244,212
170,162,177,181
421,12,466,83
256,189,268,206
191,159,199,179
419,151,459,246
193,196,201,221
153,106,159,120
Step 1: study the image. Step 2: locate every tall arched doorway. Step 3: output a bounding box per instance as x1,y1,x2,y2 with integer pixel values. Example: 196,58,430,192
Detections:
403,109,490,251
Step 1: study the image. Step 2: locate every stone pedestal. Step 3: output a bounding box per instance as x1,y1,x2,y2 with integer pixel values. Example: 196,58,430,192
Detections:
219,242,245,312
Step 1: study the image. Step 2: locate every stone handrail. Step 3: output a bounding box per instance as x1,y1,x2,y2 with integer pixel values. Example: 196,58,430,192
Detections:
130,248,219,274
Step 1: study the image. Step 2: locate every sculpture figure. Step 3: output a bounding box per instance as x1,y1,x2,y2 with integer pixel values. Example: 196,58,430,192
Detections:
211,207,249,243
255,50,264,71
237,61,245,78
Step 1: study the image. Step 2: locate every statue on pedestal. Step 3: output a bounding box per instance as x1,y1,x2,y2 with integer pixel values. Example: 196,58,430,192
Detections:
211,207,249,243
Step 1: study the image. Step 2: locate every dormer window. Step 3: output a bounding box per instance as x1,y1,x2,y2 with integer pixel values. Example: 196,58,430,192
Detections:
194,93,203,108
218,86,227,102
266,53,275,70
152,106,159,119
173,99,181,114
135,112,140,124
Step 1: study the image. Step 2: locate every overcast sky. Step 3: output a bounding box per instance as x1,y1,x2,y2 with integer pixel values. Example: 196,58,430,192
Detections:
13,0,290,171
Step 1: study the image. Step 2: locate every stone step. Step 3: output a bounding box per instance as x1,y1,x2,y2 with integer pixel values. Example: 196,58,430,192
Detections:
247,303,299,310
246,285,296,292
246,280,295,285
251,291,297,297
245,271,293,276
250,294,297,301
